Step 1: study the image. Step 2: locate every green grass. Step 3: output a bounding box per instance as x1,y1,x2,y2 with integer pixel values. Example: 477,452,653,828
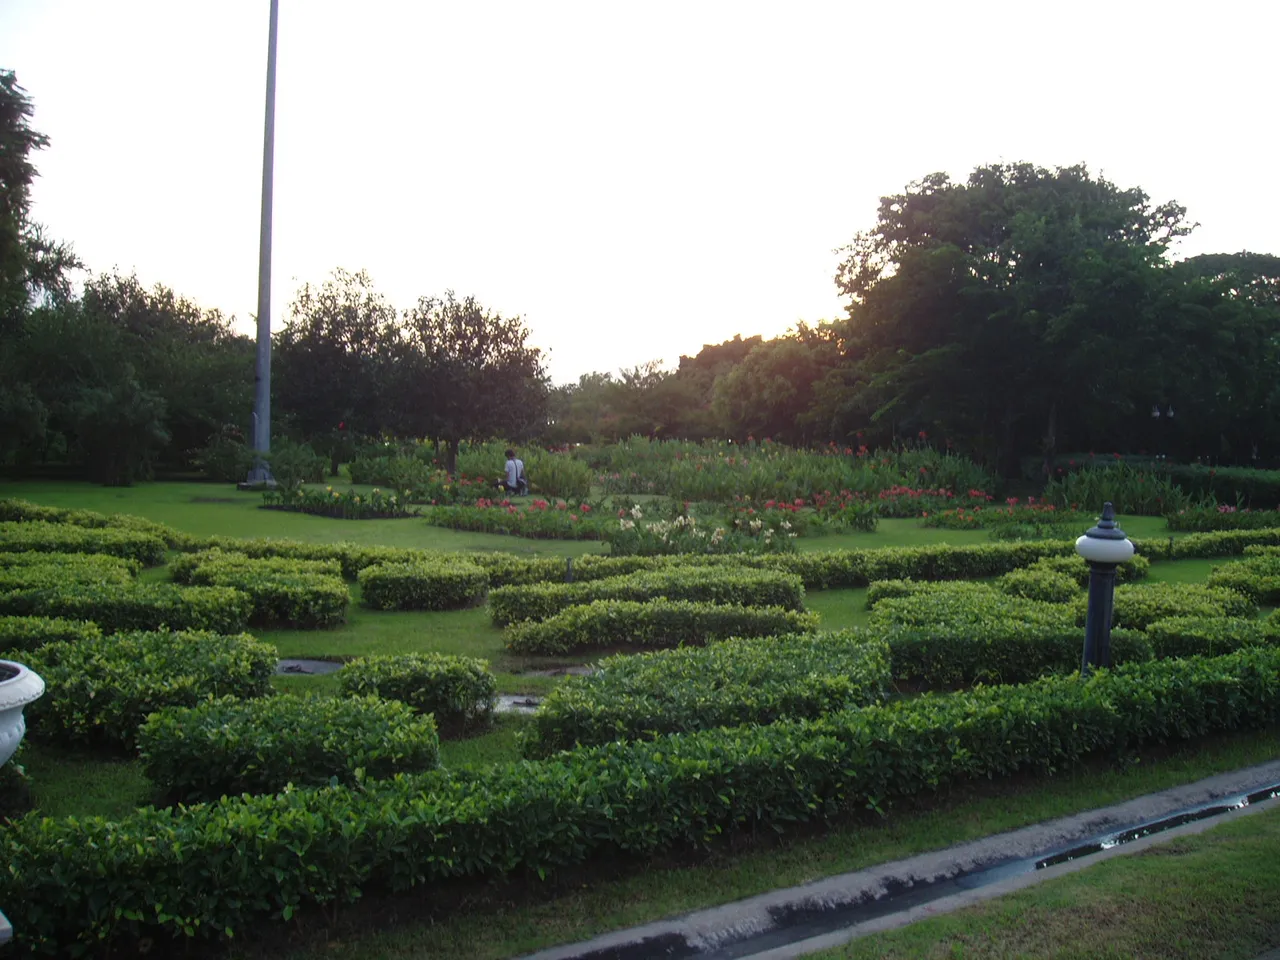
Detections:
224,726,1280,960
18,742,151,819
817,802,1280,960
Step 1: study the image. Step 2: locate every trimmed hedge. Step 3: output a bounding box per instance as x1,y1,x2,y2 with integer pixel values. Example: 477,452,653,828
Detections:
358,560,489,611
4,648,1279,954
0,497,196,550
505,599,820,654
884,623,1152,687
1145,616,1280,659
137,694,441,804
0,554,139,593
337,653,496,731
1206,554,1280,605
194,537,448,580
170,549,343,585
523,630,892,757
1077,582,1257,630
177,552,348,628
489,567,806,626
0,550,142,575
0,521,167,566
0,583,252,634
995,566,1080,603
20,630,276,749
869,582,1072,629
1020,553,1151,585
0,616,101,655
1139,527,1280,560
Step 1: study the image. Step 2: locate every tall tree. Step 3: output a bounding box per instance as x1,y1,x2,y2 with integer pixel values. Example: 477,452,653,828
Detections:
397,292,548,473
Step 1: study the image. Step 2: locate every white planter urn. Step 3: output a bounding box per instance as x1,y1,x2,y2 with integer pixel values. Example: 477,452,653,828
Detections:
0,660,45,769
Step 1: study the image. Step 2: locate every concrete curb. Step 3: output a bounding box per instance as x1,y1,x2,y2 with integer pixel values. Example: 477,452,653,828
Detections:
518,757,1280,960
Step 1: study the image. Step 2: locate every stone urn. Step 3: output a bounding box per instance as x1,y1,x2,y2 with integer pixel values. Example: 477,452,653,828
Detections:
0,660,45,769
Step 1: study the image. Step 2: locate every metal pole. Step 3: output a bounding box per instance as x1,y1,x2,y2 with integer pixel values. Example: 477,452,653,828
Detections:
1081,561,1117,675
248,0,279,485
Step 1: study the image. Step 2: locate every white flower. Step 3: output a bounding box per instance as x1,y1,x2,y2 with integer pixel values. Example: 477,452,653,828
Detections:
620,519,635,531
631,505,643,519
749,519,763,533
780,520,792,531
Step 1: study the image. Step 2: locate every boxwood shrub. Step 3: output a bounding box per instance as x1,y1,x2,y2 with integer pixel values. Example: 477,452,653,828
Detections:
1074,582,1256,630
489,568,805,626
170,549,343,585
995,566,1080,603
523,630,891,757
358,560,489,611
1206,554,1280,605
869,582,1072,630
505,599,819,654
337,653,496,732
4,647,1279,955
0,615,102,655
0,554,139,593
0,550,142,576
176,553,348,628
0,583,251,634
137,694,441,804
0,521,167,566
20,630,276,749
1144,616,1280,659
0,497,196,550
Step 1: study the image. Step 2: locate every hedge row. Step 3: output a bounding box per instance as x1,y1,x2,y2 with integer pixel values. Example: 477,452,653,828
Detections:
1145,616,1280,659
489,568,806,626
4,648,1279,955
505,598,820,654
170,549,343,584
0,550,142,575
20,630,276,749
358,560,489,611
194,537,448,580
0,554,139,593
1090,582,1257,630
0,497,196,550
523,631,891,757
138,694,440,804
0,616,102,655
337,653,496,732
0,583,251,635
1143,527,1280,560
1206,554,1280,605
0,521,167,566
176,551,349,628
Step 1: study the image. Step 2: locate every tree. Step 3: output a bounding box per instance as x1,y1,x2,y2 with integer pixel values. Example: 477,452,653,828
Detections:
834,162,1201,474
397,292,548,473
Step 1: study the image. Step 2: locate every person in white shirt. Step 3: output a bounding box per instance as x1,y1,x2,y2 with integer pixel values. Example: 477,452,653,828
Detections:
499,448,528,495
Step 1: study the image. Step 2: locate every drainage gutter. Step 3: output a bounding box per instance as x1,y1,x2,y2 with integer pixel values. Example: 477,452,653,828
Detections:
518,757,1280,960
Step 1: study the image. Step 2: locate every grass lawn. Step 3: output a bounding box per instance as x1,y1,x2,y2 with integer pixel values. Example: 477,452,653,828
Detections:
817,801,1280,960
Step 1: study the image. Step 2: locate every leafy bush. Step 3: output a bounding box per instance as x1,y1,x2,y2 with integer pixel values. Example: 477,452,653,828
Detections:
1147,528,1280,560
0,521,167,566
0,554,139,593
138,694,440,804
1042,462,1192,515
337,653,496,731
1145,616,1280,660
0,616,101,655
489,568,806,626
607,505,799,556
263,439,327,488
883,623,1152,686
263,484,416,519
21,630,275,749
178,552,348,628
170,549,342,584
1205,554,1280,605
523,631,891,757
0,498,193,549
505,599,819,654
0,583,251,634
0,549,142,576
995,567,1080,603
1159,464,1280,510
191,428,255,483
5,647,1280,954
1023,553,1151,585
358,560,489,611
1164,504,1280,532
1080,582,1257,630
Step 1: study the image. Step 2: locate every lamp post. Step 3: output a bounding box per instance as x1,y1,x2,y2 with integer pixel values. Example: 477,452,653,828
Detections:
1075,502,1134,675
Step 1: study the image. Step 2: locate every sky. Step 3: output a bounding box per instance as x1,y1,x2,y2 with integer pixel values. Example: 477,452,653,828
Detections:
1,0,1276,385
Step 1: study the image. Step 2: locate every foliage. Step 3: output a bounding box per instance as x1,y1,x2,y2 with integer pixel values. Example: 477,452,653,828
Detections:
1080,582,1257,630
994,566,1081,603
0,554,137,592
523,631,891,757
178,552,348,628
0,497,194,549
1160,463,1280,509
1042,462,1193,516
337,653,496,732
0,615,101,655
1151,527,1280,560
263,483,414,519
1144,616,1280,660
67,371,170,485
262,438,326,489
1205,554,1280,605
358,560,489,611
0,582,251,634
504,598,819,654
489,568,806,626
5,647,1280,954
0,519,166,565
20,629,275,749
606,503,799,556
191,424,255,482
169,549,341,584
421,499,612,540
137,694,440,804
1164,503,1280,532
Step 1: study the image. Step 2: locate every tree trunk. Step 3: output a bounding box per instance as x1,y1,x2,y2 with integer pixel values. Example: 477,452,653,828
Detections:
445,438,459,476
1042,403,1058,481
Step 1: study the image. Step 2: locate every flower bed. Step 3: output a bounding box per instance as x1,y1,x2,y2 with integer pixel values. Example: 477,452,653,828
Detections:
421,499,612,539
504,598,819,654
262,485,416,519
607,504,798,555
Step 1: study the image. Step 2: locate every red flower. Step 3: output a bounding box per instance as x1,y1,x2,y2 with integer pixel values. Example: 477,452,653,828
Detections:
917,430,927,441
337,421,345,430
580,503,591,513
570,513,578,521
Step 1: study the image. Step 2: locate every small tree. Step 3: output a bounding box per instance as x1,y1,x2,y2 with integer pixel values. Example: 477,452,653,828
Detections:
70,373,169,486
398,292,548,474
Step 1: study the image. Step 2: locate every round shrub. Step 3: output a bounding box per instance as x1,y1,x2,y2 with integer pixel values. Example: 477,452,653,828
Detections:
137,694,440,804
338,653,496,731
358,560,489,611
997,567,1080,603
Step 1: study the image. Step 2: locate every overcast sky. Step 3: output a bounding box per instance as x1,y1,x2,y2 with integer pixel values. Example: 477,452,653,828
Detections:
2,1,1275,384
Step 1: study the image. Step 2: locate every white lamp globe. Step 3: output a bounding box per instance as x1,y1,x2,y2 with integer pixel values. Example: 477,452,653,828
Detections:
1075,502,1135,566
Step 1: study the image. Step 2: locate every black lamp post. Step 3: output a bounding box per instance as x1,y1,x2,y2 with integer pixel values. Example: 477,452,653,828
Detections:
1075,502,1134,675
